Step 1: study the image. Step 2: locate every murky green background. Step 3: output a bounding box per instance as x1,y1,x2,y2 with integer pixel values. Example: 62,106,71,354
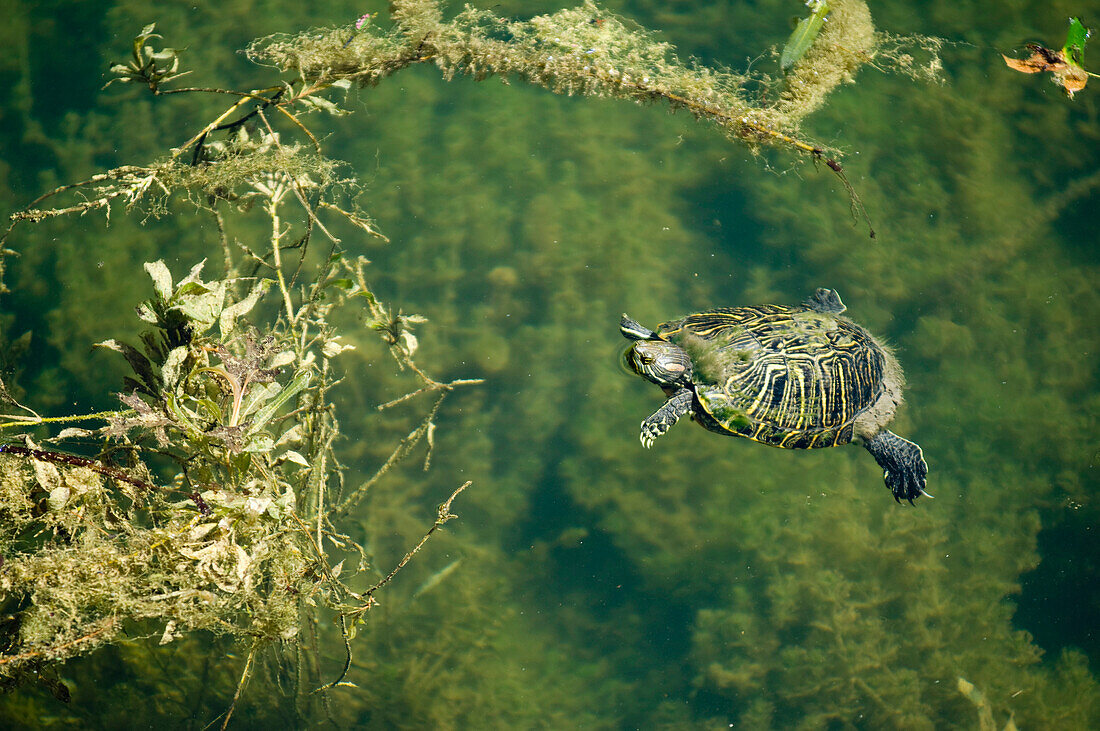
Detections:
1,0,1098,727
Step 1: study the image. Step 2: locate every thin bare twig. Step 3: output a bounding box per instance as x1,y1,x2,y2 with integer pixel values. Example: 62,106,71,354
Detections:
361,481,470,601
217,642,259,731
312,614,355,693
375,377,484,411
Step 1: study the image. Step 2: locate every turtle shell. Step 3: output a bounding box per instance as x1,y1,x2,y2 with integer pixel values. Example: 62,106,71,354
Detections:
656,304,887,449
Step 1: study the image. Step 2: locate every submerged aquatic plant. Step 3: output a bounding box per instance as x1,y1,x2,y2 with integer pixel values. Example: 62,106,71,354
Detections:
0,152,478,722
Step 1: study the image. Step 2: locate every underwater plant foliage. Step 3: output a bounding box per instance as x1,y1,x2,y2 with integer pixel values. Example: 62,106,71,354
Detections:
0,0,1098,728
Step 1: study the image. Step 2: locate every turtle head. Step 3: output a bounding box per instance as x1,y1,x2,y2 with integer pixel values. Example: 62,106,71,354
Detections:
626,339,694,389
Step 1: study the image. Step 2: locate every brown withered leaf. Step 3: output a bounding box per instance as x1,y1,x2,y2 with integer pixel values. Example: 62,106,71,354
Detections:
1003,43,1064,74
108,391,173,446
1003,43,1089,97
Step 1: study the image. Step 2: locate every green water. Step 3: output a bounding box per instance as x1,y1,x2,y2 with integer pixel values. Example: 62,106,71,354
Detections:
1,0,1098,728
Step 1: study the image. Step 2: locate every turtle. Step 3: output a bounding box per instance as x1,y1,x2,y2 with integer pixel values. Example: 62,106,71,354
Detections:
620,288,929,503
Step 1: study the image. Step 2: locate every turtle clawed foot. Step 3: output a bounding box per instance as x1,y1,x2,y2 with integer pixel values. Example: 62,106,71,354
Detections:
903,489,935,506
639,421,662,449
885,455,929,505
640,413,675,448
865,431,929,505
638,389,693,449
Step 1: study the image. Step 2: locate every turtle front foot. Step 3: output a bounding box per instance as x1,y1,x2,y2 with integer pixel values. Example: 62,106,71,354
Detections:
640,418,665,449
863,430,929,504
639,388,693,449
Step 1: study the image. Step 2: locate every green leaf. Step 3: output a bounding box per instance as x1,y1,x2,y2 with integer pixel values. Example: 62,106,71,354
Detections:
160,346,189,391
175,281,213,297
150,49,180,63
164,393,204,438
144,260,174,302
219,278,273,337
244,432,275,453
269,350,296,369
237,381,282,420
178,259,208,287
230,452,252,475
279,450,310,467
172,281,226,333
275,423,304,447
191,397,223,422
780,0,830,73
135,301,159,324
1063,17,1090,68
299,95,350,116
249,369,312,433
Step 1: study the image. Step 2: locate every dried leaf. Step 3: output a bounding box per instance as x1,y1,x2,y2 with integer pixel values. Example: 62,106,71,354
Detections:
1002,49,1058,74
279,450,310,467
48,485,71,511
54,427,93,440
29,458,62,494
159,620,181,646
245,496,273,518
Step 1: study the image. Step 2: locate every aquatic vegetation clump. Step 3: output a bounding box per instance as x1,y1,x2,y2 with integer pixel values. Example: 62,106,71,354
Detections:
775,0,875,121
0,263,318,684
3,133,348,236
0,169,475,720
249,0,927,162
0,250,475,715
0,448,306,661
1003,17,1094,98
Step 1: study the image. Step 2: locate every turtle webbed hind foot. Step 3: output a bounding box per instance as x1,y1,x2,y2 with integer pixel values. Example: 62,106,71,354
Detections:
640,388,693,448
863,430,929,504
